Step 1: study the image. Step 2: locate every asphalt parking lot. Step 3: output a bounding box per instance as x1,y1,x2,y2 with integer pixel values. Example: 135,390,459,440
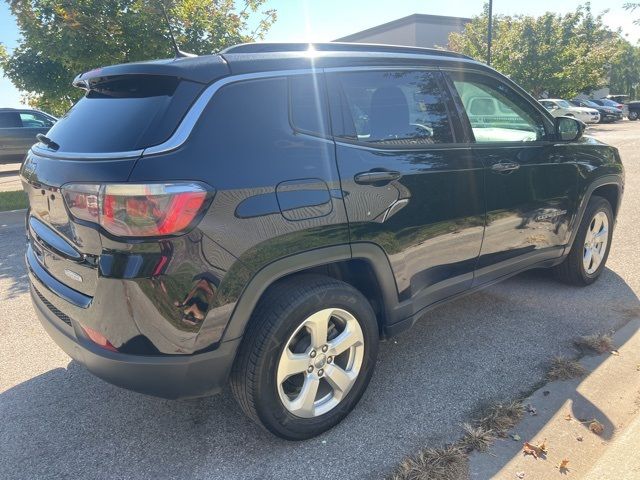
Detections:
1,121,639,480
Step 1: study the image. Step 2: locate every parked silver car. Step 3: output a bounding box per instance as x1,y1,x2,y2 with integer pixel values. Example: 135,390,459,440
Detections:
538,99,600,124
0,108,57,164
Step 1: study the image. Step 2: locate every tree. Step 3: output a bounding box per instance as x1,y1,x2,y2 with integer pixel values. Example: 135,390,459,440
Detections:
449,4,620,98
0,0,277,115
609,41,640,99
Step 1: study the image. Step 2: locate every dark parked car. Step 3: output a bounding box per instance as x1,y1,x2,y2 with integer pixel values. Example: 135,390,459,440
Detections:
571,99,620,123
627,101,640,121
591,99,624,120
22,43,624,440
0,108,56,163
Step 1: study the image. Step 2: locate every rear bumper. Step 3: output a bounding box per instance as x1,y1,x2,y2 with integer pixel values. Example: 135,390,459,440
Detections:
28,254,240,399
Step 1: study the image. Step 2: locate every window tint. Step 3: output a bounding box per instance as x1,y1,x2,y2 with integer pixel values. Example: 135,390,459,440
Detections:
335,70,454,146
450,74,547,143
44,75,203,154
20,112,55,128
289,75,328,135
0,112,22,128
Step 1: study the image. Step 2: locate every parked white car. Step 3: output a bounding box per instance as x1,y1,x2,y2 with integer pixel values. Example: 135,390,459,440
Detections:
538,99,600,124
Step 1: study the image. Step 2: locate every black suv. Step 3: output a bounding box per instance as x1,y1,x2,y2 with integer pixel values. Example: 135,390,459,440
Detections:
22,43,624,440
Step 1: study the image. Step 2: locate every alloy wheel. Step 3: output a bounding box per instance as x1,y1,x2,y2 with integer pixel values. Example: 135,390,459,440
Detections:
583,211,609,275
276,308,364,418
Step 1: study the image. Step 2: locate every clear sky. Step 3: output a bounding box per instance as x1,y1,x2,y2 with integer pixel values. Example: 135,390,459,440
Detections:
1,0,639,109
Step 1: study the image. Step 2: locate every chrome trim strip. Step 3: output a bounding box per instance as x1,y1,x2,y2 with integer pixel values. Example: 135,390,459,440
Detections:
26,246,92,309
142,68,321,156
31,144,143,160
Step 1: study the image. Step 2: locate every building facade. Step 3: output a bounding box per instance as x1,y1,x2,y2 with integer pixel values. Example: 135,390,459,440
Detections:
335,14,471,49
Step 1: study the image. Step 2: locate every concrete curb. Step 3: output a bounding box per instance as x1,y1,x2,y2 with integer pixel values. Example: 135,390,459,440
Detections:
469,317,640,479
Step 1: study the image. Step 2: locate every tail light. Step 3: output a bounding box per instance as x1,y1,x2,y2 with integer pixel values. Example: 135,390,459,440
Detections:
61,182,210,237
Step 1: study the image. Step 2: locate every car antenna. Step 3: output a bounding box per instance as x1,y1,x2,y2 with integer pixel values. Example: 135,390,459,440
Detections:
160,2,196,58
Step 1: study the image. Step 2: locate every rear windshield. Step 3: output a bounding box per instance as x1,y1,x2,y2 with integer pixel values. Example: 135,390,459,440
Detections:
45,75,204,154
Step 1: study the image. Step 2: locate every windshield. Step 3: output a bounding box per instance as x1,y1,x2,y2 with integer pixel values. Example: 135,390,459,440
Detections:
600,99,620,107
581,100,599,108
556,100,572,108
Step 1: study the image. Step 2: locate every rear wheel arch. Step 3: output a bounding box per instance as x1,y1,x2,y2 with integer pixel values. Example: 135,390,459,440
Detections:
222,244,400,342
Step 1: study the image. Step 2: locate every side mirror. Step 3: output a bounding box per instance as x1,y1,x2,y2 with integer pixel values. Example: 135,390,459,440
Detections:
555,116,585,142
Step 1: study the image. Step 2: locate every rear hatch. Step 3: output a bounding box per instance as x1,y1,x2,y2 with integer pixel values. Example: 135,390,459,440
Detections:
22,56,229,297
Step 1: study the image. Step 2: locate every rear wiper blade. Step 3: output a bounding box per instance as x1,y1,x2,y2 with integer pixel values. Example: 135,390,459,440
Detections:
36,133,60,151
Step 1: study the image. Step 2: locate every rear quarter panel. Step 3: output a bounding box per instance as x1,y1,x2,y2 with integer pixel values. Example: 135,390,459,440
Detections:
129,74,350,351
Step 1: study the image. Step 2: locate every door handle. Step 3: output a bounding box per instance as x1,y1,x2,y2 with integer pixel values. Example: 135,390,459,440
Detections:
354,169,402,185
491,162,520,173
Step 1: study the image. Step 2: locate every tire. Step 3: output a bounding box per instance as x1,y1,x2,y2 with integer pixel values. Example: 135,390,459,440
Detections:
554,196,613,286
629,111,638,121
230,274,379,440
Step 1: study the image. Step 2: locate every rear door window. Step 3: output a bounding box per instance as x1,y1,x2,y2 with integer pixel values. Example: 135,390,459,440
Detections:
289,74,329,136
44,75,204,155
330,70,455,146
0,112,22,128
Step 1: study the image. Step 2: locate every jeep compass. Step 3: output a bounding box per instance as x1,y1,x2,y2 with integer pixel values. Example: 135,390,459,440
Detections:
22,43,624,440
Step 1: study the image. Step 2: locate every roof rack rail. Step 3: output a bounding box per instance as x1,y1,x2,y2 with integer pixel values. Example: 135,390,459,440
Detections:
221,42,473,60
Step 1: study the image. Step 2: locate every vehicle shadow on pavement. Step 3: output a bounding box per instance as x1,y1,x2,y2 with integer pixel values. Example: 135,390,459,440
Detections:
1,268,638,480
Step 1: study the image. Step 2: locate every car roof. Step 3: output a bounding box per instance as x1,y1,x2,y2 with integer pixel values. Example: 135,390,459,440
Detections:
221,42,472,59
73,42,487,87
0,107,45,113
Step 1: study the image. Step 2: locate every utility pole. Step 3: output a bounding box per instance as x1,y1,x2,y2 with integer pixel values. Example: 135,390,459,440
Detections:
487,0,493,66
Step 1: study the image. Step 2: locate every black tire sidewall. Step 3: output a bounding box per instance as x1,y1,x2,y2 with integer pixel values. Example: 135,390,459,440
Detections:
252,284,379,440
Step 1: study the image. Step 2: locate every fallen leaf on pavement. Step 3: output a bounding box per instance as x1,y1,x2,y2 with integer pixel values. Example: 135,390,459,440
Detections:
558,458,570,472
515,472,525,479
543,390,550,396
577,436,583,442
523,439,548,459
523,443,538,459
611,350,619,356
526,404,538,416
564,414,572,421
589,420,604,435
538,439,548,454
511,434,521,441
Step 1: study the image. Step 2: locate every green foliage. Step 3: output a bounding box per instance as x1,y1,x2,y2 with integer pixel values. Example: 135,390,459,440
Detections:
449,4,620,98
609,40,640,99
0,0,277,116
0,191,28,212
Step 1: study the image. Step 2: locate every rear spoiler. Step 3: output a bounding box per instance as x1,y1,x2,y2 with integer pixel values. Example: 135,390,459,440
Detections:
73,54,230,89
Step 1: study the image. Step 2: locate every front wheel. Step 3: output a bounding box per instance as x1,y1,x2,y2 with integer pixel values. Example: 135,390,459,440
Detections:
554,196,613,286
231,275,379,440
629,111,638,121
